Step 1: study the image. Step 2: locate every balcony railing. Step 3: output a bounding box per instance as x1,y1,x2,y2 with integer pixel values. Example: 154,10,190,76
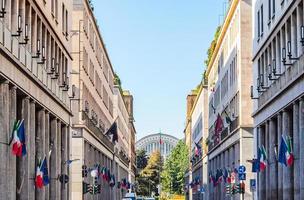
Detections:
119,150,130,166
0,19,69,108
208,117,239,152
82,111,114,152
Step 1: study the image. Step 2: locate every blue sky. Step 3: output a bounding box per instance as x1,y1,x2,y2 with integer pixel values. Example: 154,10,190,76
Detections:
93,1,225,140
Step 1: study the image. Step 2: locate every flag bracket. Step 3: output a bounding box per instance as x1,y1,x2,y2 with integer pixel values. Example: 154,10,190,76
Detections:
0,141,9,145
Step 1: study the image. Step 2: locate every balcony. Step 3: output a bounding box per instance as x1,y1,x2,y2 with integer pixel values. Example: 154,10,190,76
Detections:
258,56,304,109
82,111,114,152
0,20,69,108
119,150,130,167
208,117,239,152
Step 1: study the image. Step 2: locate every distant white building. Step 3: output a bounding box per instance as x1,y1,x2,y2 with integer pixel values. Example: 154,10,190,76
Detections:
136,133,179,159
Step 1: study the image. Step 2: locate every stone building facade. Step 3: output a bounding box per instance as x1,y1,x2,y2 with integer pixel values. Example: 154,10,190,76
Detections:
0,0,72,199
206,0,253,199
69,0,132,200
252,0,304,199
113,86,136,199
122,90,136,184
184,89,198,200
189,84,209,200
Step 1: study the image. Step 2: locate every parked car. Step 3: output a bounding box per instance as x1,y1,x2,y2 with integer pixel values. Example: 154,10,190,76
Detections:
122,192,136,200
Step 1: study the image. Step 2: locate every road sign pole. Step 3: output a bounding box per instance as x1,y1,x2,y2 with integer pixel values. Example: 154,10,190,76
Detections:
242,180,244,200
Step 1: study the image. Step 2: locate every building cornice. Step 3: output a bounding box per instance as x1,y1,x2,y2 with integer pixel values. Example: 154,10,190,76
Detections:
83,0,115,76
188,84,207,118
205,0,239,77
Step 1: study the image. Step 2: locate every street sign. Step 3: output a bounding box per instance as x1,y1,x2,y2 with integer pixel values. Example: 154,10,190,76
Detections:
239,173,246,180
238,165,246,174
250,179,256,191
199,186,205,193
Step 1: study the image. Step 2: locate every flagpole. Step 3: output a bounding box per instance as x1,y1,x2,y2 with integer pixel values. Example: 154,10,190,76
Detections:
159,130,161,196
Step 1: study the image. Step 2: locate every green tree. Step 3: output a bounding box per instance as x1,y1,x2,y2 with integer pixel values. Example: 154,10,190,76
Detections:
161,140,189,195
136,149,148,172
137,151,163,196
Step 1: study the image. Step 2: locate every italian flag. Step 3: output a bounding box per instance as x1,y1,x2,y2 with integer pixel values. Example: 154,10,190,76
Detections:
284,135,294,166
259,146,267,171
278,134,294,167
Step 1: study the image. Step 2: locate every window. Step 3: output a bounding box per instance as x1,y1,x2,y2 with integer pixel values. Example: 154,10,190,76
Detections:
83,47,88,73
51,0,54,15
89,60,94,84
221,71,228,99
272,0,275,17
268,0,271,22
214,87,220,108
62,3,65,32
257,10,260,39
52,0,58,19
65,9,68,36
103,86,109,108
209,97,214,117
261,5,264,35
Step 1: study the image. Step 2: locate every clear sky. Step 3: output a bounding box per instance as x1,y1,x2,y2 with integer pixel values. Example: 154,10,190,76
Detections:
93,1,226,140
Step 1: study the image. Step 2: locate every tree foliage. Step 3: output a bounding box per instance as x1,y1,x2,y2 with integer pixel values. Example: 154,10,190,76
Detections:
136,149,148,172
204,26,222,67
161,140,189,195
136,151,163,196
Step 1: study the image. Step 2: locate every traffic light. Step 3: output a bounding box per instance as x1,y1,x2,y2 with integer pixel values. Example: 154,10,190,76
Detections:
93,184,101,194
82,165,88,177
83,182,92,194
59,174,69,184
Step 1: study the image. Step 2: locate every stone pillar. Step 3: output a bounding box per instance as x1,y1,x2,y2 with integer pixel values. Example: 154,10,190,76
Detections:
8,86,16,200
29,100,36,199
235,142,240,200
61,125,68,200
258,126,266,200
282,110,293,200
300,98,304,199
50,118,58,200
45,111,50,200
277,113,283,200
269,119,278,199
19,96,30,199
35,109,46,200
293,102,300,199
57,120,62,199
265,121,270,199
0,81,10,200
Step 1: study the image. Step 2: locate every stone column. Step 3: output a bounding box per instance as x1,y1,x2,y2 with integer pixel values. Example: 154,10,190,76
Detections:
0,81,10,200
57,120,62,199
50,118,58,200
235,142,240,200
61,125,68,200
269,119,278,199
265,121,270,199
258,126,266,200
35,109,46,199
45,111,50,200
29,100,36,199
282,110,292,200
299,98,304,199
293,102,300,199
8,86,16,200
277,113,283,200
19,96,30,199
